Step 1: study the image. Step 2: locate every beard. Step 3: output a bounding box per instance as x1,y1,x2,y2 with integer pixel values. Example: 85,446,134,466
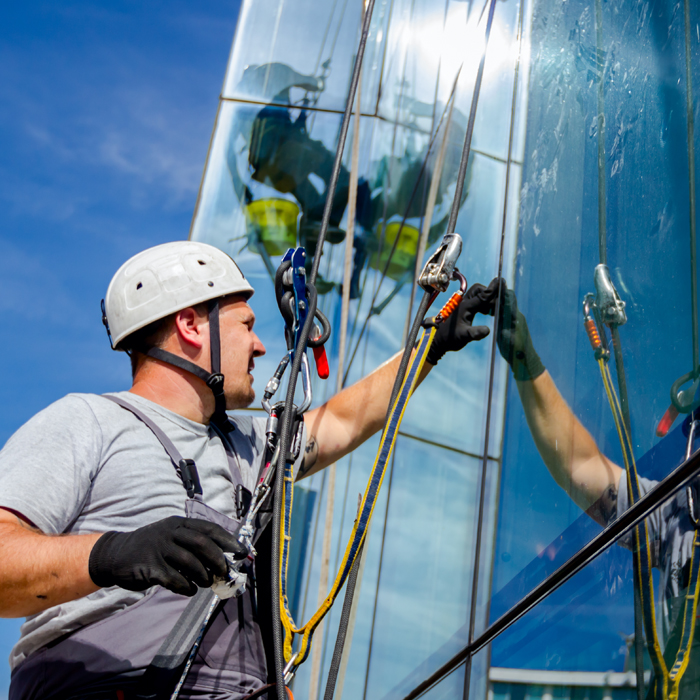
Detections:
225,375,256,410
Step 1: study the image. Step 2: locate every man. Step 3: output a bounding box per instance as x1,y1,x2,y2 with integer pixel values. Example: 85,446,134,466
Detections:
483,277,700,699
0,241,491,700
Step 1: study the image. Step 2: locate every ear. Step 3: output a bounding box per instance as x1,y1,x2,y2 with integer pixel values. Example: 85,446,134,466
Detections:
173,307,208,350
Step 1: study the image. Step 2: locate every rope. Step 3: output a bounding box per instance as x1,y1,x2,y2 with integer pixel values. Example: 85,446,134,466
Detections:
590,0,646,692
268,3,380,697
307,32,365,698
277,291,439,668
309,0,378,286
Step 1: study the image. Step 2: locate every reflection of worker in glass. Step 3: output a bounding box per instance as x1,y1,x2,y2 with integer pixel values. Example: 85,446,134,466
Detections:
377,94,470,235
480,278,700,698
227,63,373,288
352,94,472,311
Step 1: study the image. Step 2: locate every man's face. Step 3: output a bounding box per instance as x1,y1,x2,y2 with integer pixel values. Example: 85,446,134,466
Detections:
217,296,266,410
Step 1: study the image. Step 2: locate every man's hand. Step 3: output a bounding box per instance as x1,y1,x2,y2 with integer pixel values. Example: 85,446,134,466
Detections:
425,284,493,366
89,516,246,597
480,278,545,381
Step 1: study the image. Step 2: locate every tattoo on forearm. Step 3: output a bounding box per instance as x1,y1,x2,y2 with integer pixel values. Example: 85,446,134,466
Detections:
297,435,319,478
587,484,619,527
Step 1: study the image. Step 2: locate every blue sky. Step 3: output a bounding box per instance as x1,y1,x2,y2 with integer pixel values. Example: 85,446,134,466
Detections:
0,1,240,694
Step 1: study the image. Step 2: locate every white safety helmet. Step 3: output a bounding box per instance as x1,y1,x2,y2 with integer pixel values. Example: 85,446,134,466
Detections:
101,241,255,433
103,241,254,350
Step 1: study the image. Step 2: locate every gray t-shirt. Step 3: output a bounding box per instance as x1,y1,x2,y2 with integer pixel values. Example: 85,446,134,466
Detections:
0,392,273,669
616,473,698,644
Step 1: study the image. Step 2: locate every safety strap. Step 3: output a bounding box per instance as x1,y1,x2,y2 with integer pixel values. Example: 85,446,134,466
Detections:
277,323,437,666
134,588,220,700
102,395,203,499
145,300,232,435
102,394,229,700
598,359,700,700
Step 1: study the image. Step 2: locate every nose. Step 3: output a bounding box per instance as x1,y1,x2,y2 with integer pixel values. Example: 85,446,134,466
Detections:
252,332,266,358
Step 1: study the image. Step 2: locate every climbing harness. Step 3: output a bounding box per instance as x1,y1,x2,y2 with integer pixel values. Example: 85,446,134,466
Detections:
584,269,700,700
99,396,263,700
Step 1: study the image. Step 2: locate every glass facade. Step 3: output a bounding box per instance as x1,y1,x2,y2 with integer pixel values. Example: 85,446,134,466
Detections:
191,0,700,698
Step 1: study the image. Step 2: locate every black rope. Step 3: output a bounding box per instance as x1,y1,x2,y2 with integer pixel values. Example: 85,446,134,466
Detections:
323,539,365,700
461,0,525,696
270,284,319,700
683,0,699,380
269,4,379,694
445,0,497,238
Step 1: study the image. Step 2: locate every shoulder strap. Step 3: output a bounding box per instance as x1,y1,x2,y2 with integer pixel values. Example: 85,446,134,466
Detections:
102,395,202,499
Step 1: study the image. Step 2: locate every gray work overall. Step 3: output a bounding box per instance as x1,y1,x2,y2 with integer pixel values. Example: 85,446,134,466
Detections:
10,396,272,700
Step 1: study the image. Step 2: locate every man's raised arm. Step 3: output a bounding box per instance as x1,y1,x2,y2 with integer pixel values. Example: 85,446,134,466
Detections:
484,279,623,527
298,286,493,479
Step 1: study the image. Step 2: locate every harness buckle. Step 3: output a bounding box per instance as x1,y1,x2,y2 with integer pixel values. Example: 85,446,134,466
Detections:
418,233,463,293
178,459,203,498
206,373,225,395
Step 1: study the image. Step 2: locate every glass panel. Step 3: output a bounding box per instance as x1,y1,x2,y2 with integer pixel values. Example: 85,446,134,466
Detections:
487,0,700,622
392,480,700,700
361,442,481,698
223,0,390,114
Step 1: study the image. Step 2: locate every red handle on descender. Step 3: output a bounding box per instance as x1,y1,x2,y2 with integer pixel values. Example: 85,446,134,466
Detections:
312,345,330,379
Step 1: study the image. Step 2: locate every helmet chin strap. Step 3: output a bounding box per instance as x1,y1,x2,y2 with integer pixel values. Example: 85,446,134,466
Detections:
144,299,233,434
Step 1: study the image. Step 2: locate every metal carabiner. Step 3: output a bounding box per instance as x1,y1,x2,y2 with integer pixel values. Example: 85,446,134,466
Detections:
422,268,468,328
298,351,313,414
262,355,291,414
418,233,463,293
671,368,700,414
283,653,299,685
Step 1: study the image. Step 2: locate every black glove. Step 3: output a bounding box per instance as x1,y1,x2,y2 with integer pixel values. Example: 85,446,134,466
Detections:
481,278,545,381
89,516,247,597
426,284,492,366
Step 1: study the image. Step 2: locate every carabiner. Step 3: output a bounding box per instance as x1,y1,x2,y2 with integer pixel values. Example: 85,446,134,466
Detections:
262,355,291,414
283,653,299,685
422,268,468,328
